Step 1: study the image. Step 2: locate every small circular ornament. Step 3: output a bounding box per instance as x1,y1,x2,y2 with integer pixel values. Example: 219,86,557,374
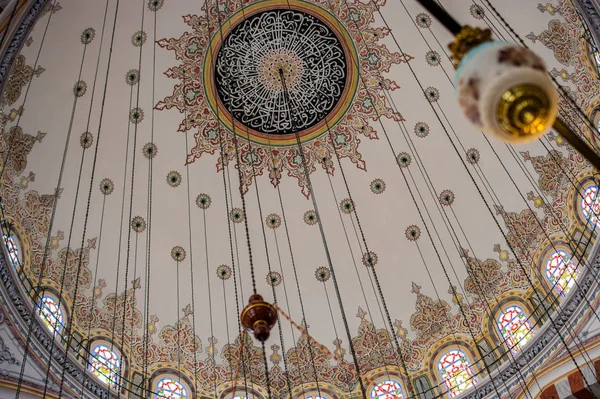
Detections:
142,142,157,159
425,51,441,67
466,148,480,164
470,4,485,19
414,122,430,138
456,42,557,144
439,190,455,206
126,69,140,85
303,210,318,226
132,31,147,46
81,28,95,44
397,152,412,168
266,271,282,287
171,246,186,261
315,266,330,282
370,178,386,194
73,81,87,97
80,132,93,149
217,264,232,280
425,87,439,103
99,178,114,195
416,13,432,28
265,213,281,229
130,108,144,124
148,0,163,11
340,198,355,214
362,251,378,267
167,171,182,187
230,208,244,223
405,225,421,241
196,193,211,209
131,216,146,233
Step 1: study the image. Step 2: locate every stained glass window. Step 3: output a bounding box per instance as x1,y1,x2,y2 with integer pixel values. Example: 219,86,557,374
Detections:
437,349,477,397
2,232,20,269
157,378,188,399
37,295,64,334
89,343,121,386
370,380,404,399
496,305,535,353
581,185,600,228
545,249,579,295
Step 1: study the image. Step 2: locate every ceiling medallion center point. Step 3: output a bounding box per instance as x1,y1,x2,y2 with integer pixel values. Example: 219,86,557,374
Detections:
258,49,303,93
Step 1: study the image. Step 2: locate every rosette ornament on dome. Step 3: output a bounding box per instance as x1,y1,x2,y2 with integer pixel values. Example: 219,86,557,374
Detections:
157,0,412,197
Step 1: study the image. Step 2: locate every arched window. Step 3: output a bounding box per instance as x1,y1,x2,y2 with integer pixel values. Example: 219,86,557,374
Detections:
581,185,600,228
594,109,600,134
496,305,535,354
89,343,121,387
545,249,579,296
2,232,21,269
371,380,404,399
157,377,188,399
37,294,65,334
437,349,477,397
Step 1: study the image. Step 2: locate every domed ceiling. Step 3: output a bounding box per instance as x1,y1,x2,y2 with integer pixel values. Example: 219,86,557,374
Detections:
1,0,599,397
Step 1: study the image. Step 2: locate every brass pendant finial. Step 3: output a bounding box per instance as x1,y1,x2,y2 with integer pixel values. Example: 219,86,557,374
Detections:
448,25,493,67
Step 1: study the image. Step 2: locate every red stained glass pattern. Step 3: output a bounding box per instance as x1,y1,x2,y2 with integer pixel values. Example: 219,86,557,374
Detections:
370,380,404,399
89,344,121,386
496,305,535,353
2,233,20,269
437,349,477,397
545,249,579,295
581,185,600,227
37,295,64,334
157,378,187,399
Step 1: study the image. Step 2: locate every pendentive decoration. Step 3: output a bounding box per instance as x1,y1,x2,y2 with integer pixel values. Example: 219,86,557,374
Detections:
240,294,278,342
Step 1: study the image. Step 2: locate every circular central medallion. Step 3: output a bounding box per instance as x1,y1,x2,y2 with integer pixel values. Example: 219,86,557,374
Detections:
205,0,358,145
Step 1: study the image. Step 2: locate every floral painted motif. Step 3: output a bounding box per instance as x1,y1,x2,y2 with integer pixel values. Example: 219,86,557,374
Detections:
167,171,182,187
81,28,95,44
217,265,232,280
171,246,186,262
303,210,318,226
315,266,330,282
370,178,386,194
196,193,211,209
362,251,378,267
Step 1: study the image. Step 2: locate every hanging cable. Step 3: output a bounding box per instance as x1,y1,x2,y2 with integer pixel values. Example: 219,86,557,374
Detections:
279,68,368,399
200,0,252,395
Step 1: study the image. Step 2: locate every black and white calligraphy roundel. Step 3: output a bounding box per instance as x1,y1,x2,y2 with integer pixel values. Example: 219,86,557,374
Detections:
213,8,349,136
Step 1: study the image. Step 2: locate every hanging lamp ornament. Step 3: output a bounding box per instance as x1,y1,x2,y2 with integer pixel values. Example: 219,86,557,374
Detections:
240,294,278,342
414,0,600,170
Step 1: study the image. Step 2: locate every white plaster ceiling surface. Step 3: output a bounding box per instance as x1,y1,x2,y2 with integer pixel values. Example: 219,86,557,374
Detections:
0,0,597,397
